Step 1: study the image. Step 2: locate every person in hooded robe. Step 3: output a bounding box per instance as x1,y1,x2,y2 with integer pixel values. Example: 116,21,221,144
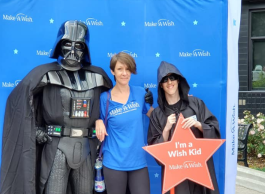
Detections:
147,61,220,194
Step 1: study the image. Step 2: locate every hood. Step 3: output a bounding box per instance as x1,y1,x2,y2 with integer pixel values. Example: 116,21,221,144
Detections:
157,61,190,113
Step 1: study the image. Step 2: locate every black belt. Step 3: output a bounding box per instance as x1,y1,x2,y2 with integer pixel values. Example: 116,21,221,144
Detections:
46,125,95,138
62,127,89,137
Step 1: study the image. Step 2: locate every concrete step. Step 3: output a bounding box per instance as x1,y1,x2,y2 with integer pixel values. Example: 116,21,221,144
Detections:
236,165,265,193
237,165,265,182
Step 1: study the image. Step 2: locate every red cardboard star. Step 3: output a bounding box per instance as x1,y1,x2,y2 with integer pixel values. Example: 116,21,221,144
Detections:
143,113,225,194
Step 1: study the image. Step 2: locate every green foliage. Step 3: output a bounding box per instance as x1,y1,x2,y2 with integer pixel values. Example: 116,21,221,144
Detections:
239,110,265,158
252,73,265,88
253,167,265,172
252,79,265,88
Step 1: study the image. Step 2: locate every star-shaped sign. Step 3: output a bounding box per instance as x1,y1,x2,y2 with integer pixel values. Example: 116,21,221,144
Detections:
193,83,198,87
143,114,225,193
121,21,126,26
154,173,159,178
50,18,54,24
14,49,18,54
156,52,160,57
193,20,198,25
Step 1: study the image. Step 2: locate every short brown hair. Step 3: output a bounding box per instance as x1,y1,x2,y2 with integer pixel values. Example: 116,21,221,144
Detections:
110,52,137,74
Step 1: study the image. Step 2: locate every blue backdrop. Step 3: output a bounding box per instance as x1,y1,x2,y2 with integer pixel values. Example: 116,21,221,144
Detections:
0,0,228,193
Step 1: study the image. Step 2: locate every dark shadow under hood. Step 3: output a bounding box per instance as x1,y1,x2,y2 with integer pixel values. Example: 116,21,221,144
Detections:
157,61,190,113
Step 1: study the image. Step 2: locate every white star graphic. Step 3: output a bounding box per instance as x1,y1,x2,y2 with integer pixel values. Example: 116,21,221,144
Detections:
50,18,54,24
14,49,18,54
154,173,159,178
155,52,160,57
193,20,198,25
193,83,198,87
121,21,126,26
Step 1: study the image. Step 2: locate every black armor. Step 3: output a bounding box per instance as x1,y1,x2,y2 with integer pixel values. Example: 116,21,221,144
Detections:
39,70,106,194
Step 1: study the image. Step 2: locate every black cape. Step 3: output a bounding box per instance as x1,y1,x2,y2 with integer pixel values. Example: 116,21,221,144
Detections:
0,62,112,194
147,61,220,194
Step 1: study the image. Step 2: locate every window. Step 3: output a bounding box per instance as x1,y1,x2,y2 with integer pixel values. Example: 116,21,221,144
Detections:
251,11,265,90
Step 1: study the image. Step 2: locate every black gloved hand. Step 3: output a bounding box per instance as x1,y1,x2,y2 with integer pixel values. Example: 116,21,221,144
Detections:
36,127,52,144
145,88,153,106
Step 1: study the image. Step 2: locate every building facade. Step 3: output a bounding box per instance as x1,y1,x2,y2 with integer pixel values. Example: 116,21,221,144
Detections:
239,0,265,118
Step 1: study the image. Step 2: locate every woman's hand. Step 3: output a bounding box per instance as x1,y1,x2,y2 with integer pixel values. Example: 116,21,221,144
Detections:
95,119,108,142
181,116,202,132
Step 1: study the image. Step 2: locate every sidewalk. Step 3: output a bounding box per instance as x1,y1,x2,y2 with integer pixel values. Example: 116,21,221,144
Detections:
236,164,265,194
236,185,263,194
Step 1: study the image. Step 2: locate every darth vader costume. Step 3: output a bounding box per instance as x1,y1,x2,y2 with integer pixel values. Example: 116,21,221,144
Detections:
148,61,220,194
0,21,112,194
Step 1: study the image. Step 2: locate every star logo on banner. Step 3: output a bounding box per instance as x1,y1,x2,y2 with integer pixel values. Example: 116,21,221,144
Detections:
193,20,198,25
14,49,18,54
50,18,54,24
233,19,236,26
155,173,159,178
121,21,126,26
143,114,225,194
156,52,160,57
193,83,198,87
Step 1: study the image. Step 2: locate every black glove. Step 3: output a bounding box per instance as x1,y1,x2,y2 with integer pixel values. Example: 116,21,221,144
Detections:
145,88,153,106
36,127,52,144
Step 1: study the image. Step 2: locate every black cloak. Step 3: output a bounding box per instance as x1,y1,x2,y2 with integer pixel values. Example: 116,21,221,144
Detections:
148,61,220,194
0,62,112,194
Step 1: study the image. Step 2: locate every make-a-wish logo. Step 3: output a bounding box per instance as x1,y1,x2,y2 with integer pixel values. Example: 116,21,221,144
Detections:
107,50,138,58
109,102,140,117
179,49,211,57
230,105,236,156
2,80,21,88
145,19,174,27
36,49,52,56
84,18,103,26
3,13,33,22
144,83,157,89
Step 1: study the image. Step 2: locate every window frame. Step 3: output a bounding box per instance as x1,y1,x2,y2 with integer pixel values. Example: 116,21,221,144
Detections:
249,9,265,90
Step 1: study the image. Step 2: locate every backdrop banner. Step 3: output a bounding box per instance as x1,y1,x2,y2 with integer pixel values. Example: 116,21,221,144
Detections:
0,0,240,193
225,0,241,193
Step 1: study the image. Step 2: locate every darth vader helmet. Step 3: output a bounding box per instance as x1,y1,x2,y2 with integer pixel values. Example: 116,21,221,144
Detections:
50,20,91,71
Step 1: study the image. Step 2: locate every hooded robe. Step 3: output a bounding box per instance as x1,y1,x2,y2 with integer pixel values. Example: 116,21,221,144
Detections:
148,61,220,194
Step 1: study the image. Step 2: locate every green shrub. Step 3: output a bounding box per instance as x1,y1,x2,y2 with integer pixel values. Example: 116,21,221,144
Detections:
239,110,265,158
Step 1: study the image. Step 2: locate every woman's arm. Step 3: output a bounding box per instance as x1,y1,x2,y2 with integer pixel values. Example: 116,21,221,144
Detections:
95,119,108,142
146,106,154,118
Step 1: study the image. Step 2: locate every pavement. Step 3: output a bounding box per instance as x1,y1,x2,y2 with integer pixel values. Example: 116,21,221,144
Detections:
236,164,265,194
236,185,264,194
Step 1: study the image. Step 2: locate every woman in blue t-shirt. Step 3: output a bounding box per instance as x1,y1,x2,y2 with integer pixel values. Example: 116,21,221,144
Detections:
95,52,153,194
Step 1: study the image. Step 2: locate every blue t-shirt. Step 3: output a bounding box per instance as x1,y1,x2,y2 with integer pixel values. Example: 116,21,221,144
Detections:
100,85,150,171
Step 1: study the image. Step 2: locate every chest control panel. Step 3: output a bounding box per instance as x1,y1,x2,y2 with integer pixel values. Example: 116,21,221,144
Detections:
70,97,91,118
